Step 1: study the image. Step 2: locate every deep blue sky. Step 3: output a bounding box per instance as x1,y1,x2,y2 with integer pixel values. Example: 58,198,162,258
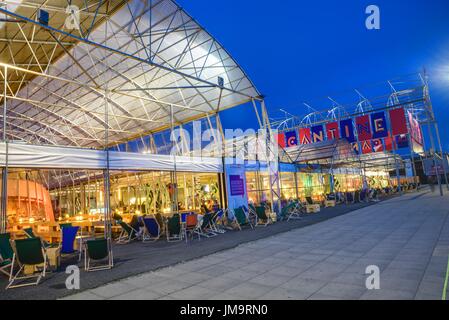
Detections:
178,0,449,150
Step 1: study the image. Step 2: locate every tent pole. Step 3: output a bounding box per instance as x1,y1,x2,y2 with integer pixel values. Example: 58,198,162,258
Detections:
434,122,449,190
103,87,112,259
1,65,8,234
427,122,443,196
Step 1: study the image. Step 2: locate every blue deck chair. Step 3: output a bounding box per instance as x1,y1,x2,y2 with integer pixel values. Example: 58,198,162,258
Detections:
60,226,80,257
0,233,14,280
360,190,368,202
211,210,226,233
142,217,161,242
345,192,354,204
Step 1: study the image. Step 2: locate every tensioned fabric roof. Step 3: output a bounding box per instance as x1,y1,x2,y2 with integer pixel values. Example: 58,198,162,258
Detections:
0,0,260,149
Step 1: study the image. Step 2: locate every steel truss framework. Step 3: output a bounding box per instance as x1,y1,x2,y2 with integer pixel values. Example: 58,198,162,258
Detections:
0,0,261,148
0,1,273,232
270,73,448,194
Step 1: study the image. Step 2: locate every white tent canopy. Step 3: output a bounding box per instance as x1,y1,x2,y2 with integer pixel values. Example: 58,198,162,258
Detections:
0,142,222,172
0,0,260,148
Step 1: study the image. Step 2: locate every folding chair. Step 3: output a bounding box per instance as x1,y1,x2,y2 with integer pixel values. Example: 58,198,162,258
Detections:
59,223,73,230
23,228,58,249
354,190,361,203
184,213,199,242
305,196,315,205
359,190,368,202
305,196,321,213
6,238,49,289
248,203,257,219
285,201,306,221
0,233,14,280
60,226,80,259
345,192,355,204
142,217,161,242
166,213,183,242
233,207,254,230
210,210,226,234
84,238,113,272
155,212,166,236
369,189,380,202
194,213,217,238
116,221,139,244
255,206,272,227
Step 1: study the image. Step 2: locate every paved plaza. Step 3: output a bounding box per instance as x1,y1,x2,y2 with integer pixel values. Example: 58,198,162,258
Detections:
65,189,449,300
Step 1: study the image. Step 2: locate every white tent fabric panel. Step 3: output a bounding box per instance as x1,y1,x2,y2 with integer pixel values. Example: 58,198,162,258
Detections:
0,143,222,173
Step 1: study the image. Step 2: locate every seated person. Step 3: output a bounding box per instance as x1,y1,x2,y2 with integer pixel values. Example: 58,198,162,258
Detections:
200,201,211,214
130,214,144,237
211,200,220,213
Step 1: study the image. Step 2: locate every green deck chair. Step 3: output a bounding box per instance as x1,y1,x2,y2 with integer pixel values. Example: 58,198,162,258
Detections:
23,228,58,249
255,206,272,227
116,221,139,244
6,237,48,289
0,233,14,280
283,201,304,221
84,238,113,272
166,214,182,242
233,207,253,230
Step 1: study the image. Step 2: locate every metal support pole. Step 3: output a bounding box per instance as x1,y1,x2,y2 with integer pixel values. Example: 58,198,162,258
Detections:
434,122,449,190
103,88,112,260
427,122,443,196
1,65,7,234
170,104,178,214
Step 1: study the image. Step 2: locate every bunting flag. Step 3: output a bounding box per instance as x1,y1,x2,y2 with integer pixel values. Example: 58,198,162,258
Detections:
355,115,372,141
407,111,424,154
384,136,394,151
299,128,311,145
371,111,388,139
311,125,325,143
340,119,356,143
285,130,298,147
276,132,286,148
372,139,384,152
395,134,409,149
326,122,339,140
361,140,372,154
389,108,408,136
351,142,360,154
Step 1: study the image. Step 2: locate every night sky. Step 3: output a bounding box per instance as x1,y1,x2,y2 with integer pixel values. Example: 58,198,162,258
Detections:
177,0,449,151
